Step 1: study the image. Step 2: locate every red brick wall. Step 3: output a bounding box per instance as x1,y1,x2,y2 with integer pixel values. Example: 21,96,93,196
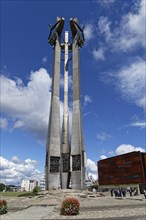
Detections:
98,151,146,185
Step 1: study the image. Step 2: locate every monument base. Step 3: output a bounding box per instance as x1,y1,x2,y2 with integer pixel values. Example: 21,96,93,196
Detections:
71,171,84,190
47,173,60,189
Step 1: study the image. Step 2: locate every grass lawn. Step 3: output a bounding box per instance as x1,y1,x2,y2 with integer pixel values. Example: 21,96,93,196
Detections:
0,191,36,197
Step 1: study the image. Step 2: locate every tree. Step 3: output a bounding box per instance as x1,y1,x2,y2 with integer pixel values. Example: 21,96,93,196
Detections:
5,185,15,191
0,183,6,192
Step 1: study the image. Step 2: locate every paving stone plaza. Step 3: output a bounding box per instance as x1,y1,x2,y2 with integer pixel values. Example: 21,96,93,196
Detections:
1,189,146,219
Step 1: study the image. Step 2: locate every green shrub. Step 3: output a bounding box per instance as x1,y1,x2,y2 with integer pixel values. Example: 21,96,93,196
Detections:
17,192,34,197
33,186,40,194
60,198,80,215
0,200,7,215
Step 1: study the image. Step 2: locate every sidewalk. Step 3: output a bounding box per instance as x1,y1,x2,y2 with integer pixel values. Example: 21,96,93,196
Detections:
1,190,146,219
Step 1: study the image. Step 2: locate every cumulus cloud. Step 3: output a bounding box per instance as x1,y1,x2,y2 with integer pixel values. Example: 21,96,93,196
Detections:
108,151,114,156
84,95,92,106
0,68,67,142
84,24,94,41
86,159,97,180
99,144,145,160
0,117,8,130
87,172,98,181
98,0,146,51
1,68,74,142
97,132,112,141
117,0,146,50
1,68,52,114
102,58,146,110
115,144,145,155
0,156,44,185
11,156,20,163
100,155,107,160
86,159,97,172
92,48,105,61
116,59,146,110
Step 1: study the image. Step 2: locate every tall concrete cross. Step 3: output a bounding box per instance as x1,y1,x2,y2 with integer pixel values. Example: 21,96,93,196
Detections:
45,17,86,190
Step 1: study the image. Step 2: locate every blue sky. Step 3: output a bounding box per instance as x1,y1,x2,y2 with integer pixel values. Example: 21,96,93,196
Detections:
0,0,145,184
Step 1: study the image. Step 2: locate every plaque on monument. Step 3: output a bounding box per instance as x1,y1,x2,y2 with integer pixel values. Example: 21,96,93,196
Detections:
50,156,60,173
62,153,69,172
72,154,81,171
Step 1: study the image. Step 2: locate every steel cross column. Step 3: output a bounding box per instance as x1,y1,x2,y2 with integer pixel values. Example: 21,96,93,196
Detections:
61,31,71,189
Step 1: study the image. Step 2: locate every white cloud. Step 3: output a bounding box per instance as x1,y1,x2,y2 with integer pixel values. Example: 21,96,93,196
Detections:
0,157,14,170
115,144,145,155
92,48,105,61
1,68,73,142
15,77,23,86
87,172,98,181
11,156,20,163
86,159,97,172
98,16,112,43
97,132,112,141
102,59,146,111
116,59,146,110
1,68,52,114
138,96,146,110
130,121,146,129
100,155,107,160
117,0,146,51
84,24,94,41
84,95,92,106
86,159,98,180
0,117,8,129
13,120,25,129
0,68,67,142
99,144,145,160
98,1,146,51
108,151,114,156
0,156,44,185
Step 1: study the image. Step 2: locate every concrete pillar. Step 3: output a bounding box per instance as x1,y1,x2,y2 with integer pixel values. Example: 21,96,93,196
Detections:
45,17,64,190
71,22,86,190
61,31,70,189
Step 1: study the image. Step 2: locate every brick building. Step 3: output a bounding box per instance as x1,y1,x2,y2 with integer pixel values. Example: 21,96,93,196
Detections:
98,151,146,186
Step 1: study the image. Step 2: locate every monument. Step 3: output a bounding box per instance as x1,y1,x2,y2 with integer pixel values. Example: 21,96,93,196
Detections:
45,17,86,190
60,31,71,189
45,17,64,190
70,18,86,190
